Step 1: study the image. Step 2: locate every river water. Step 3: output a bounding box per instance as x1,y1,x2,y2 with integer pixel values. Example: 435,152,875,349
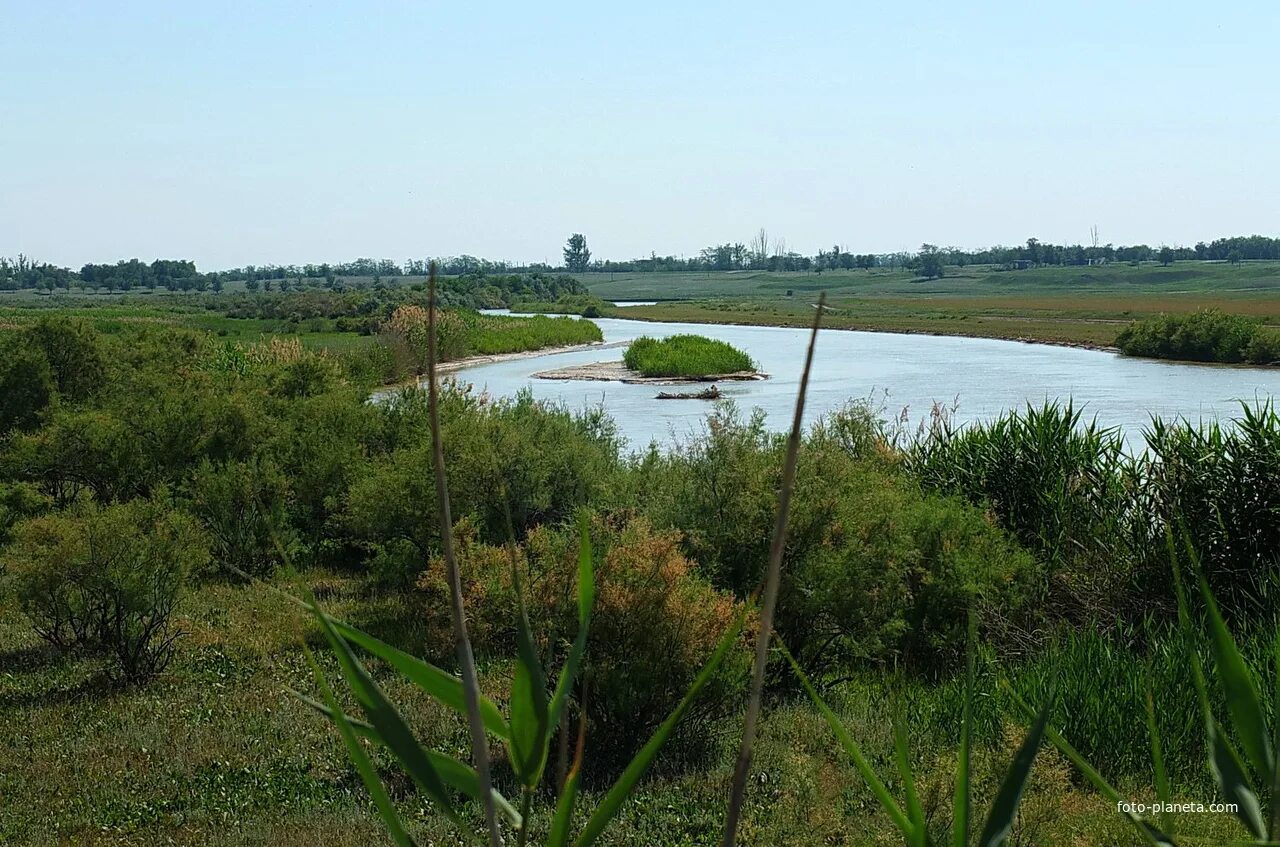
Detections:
441,315,1280,451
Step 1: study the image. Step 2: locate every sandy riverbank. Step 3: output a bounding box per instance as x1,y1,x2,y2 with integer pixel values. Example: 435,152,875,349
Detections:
533,359,768,385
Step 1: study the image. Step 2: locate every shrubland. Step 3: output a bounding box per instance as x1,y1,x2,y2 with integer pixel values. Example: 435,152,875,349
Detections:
1117,307,1280,363
3,298,1280,843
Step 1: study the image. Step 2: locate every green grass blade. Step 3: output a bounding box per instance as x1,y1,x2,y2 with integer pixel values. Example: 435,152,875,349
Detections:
330,616,510,740
779,640,913,838
1271,631,1280,841
549,514,594,737
509,565,551,788
1208,718,1268,839
976,695,1050,847
304,643,415,847
1145,685,1173,837
953,611,975,847
894,714,927,847
1197,571,1274,782
547,718,586,847
310,599,462,826
573,606,748,847
1007,687,1174,847
297,692,523,827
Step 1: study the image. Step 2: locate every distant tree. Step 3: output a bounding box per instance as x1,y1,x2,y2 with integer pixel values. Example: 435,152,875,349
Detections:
1228,249,1244,265
211,277,224,293
245,279,260,292
1159,246,1174,266
918,244,945,279
750,228,770,268
563,233,591,272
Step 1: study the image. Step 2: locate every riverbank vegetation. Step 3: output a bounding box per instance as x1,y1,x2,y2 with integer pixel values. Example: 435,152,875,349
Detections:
509,294,612,318
623,334,756,377
2,299,1280,843
1116,308,1280,364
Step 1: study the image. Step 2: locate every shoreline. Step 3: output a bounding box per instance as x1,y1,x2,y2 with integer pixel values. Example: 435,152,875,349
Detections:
437,340,625,373
532,360,768,384
382,340,624,391
606,309,1122,353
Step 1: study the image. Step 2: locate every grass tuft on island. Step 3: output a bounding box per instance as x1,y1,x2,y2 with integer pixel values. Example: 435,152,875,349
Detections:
623,333,757,377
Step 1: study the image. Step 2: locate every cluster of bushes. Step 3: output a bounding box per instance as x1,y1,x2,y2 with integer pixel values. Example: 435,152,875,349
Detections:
510,293,612,318
908,400,1280,631
1116,308,1280,364
377,305,602,376
8,307,1280,798
3,497,209,680
623,334,757,377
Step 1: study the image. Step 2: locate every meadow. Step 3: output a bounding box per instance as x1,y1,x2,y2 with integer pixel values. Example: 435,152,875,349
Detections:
3,289,1280,845
574,261,1280,352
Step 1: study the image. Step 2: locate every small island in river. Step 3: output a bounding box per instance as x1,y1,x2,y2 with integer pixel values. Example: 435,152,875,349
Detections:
532,359,766,385
536,333,767,385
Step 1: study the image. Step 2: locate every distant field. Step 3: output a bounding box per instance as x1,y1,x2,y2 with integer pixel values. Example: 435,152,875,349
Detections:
573,262,1280,348
576,261,1280,300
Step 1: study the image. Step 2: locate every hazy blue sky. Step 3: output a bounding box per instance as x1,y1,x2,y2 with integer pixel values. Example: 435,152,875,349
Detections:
3,1,1277,269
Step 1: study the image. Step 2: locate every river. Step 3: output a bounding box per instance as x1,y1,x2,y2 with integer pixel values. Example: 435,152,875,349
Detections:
439,314,1280,451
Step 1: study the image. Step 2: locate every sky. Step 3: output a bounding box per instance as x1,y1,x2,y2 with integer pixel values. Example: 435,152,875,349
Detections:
2,1,1278,270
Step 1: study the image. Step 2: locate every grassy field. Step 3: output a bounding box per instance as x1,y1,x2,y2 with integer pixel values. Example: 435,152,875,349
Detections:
574,262,1280,349
0,569,1242,846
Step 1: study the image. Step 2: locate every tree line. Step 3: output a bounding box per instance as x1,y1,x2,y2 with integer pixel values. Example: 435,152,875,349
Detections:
5,232,1280,293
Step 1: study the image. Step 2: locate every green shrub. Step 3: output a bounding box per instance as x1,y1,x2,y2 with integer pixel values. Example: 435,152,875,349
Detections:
418,515,752,770
907,402,1137,620
269,354,342,398
623,334,756,377
2,497,209,681
0,340,56,432
344,387,619,580
1116,308,1268,363
26,316,107,400
628,403,1037,674
187,457,293,577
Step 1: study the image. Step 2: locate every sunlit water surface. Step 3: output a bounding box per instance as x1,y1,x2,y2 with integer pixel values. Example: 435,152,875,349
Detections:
419,315,1280,452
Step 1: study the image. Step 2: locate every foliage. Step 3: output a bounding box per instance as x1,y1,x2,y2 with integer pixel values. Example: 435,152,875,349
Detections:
628,403,1038,674
0,339,56,432
420,516,752,770
622,334,756,377
1141,404,1280,621
1116,309,1278,364
343,388,618,579
26,316,107,401
509,294,611,317
187,457,294,578
907,402,1138,621
563,233,592,273
2,497,209,680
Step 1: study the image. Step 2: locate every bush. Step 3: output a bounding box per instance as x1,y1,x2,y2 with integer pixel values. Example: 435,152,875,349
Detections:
0,340,56,432
2,498,209,681
906,402,1137,622
344,387,619,581
269,354,342,398
417,515,752,770
623,334,756,377
1116,308,1269,363
187,457,293,578
627,403,1037,675
26,316,107,400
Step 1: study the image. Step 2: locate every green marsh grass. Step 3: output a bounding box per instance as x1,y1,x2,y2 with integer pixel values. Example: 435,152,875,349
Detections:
623,334,756,378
